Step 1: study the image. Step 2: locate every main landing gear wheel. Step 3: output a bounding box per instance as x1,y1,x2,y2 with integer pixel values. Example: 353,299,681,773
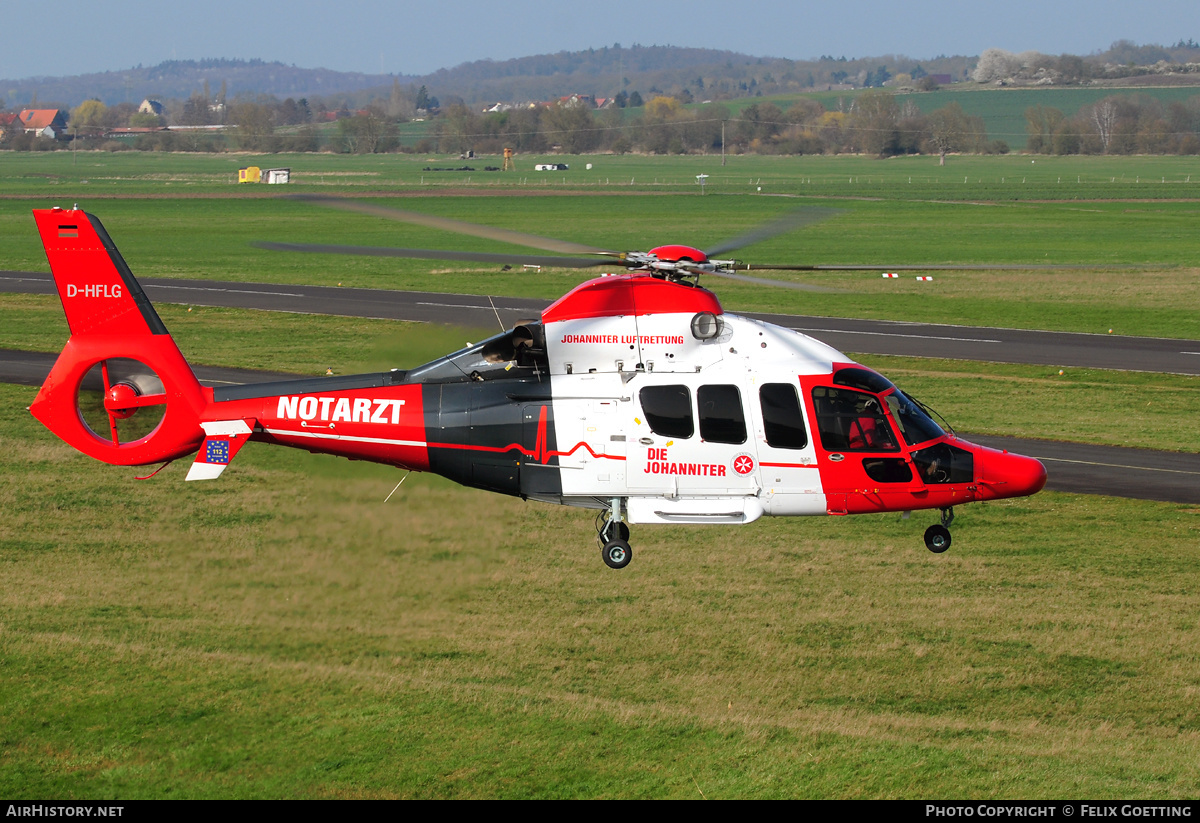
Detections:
602,539,632,570
924,524,952,553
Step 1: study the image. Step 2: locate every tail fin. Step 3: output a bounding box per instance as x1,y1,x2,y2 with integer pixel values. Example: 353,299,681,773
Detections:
30,208,207,466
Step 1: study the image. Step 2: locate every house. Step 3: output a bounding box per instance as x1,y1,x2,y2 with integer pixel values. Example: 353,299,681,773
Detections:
18,109,67,139
138,99,165,116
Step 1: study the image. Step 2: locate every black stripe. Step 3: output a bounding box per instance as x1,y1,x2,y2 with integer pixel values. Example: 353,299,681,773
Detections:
213,370,408,402
84,213,169,336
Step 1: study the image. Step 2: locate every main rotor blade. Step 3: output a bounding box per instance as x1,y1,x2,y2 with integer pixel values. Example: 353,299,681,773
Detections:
732,262,1132,271
290,194,609,256
703,270,839,293
254,241,613,269
703,207,842,258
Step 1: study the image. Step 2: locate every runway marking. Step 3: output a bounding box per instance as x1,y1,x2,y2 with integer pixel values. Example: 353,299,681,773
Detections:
1182,352,1200,356
789,326,1002,344
148,285,306,298
1038,456,1200,476
416,301,531,311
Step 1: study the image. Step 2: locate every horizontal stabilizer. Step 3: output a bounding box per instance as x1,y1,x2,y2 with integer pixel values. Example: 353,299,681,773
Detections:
186,420,254,481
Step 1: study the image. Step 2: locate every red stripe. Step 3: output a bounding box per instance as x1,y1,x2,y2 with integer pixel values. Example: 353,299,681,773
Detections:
429,439,626,463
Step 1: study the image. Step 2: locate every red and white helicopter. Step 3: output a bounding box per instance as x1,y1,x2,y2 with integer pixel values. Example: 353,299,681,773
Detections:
29,203,1046,569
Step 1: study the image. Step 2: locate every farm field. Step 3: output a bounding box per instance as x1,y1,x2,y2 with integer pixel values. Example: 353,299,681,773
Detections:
739,86,1200,151
1,152,1199,798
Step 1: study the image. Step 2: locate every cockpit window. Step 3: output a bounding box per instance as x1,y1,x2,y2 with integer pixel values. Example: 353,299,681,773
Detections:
810,386,899,452
884,390,945,446
833,367,894,394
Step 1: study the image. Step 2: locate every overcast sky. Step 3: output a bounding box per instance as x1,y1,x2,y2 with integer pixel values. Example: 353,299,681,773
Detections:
4,0,1197,80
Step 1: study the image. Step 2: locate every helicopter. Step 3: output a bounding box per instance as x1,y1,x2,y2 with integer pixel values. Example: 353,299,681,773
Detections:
28,202,1046,569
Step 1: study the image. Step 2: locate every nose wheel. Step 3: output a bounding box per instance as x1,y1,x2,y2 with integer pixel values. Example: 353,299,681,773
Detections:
596,501,632,569
923,507,954,553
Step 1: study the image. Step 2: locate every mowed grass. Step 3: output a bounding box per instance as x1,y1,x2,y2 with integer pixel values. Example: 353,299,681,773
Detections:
3,381,1200,798
3,148,1200,199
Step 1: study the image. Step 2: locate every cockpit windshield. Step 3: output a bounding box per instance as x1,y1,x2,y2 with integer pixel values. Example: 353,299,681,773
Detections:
832,367,945,448
884,389,945,446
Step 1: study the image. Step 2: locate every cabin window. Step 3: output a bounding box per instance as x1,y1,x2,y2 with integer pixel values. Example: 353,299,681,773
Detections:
759,383,808,449
810,386,899,452
698,385,747,444
640,385,694,439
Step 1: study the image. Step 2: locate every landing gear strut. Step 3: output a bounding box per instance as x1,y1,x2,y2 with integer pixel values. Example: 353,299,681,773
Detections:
596,499,632,569
923,507,954,553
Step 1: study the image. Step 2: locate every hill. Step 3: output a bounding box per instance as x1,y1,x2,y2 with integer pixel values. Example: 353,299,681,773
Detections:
1,58,403,110
2,48,976,111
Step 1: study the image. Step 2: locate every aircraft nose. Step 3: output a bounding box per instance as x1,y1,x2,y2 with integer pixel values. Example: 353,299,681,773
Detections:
979,447,1048,499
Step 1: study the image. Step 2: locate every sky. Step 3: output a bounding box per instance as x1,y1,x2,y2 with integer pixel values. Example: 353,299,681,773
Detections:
4,0,1198,80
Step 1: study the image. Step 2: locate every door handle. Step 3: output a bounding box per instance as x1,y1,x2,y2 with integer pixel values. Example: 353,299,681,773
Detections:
639,437,654,445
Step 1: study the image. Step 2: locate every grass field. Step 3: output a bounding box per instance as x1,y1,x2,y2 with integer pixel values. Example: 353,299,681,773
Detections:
3,149,1200,200
2,152,1199,798
3,379,1200,798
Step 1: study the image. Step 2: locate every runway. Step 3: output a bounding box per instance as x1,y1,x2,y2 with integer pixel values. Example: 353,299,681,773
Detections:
5,270,1200,375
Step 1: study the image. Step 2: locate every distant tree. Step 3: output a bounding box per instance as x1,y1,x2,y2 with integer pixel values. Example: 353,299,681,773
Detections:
542,101,599,153
339,108,397,153
435,104,480,153
1025,105,1064,153
229,101,276,151
70,99,107,132
178,94,214,126
628,91,644,108
850,90,899,155
926,102,979,163
863,65,891,88
1055,54,1090,84
274,97,307,125
128,112,162,128
1090,98,1120,153
973,48,1019,83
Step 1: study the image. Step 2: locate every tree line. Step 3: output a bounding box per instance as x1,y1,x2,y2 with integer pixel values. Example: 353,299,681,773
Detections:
7,87,1200,157
1025,95,1200,154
